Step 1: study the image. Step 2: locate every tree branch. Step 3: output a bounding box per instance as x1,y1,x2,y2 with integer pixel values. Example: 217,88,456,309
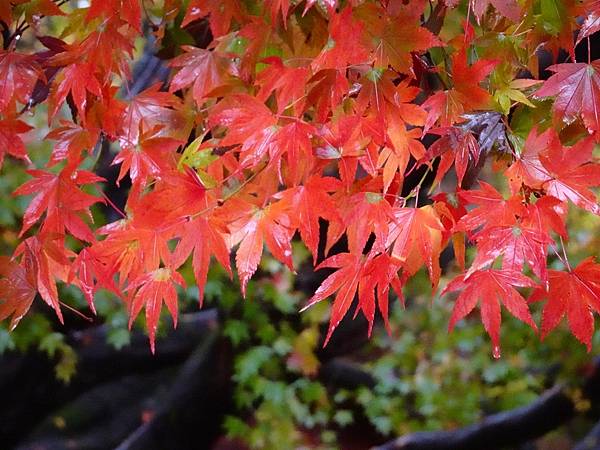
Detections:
373,357,600,450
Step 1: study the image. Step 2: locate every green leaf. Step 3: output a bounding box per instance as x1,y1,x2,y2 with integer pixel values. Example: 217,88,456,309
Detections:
333,410,354,427
235,346,274,383
107,328,131,350
224,319,250,346
39,332,65,358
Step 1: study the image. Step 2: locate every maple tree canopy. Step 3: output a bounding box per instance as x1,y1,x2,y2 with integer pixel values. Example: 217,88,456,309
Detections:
2,0,600,357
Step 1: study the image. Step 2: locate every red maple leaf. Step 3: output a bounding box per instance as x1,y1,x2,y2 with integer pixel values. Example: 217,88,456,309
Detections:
423,48,496,130
220,197,295,296
14,166,105,240
311,7,370,72
0,256,37,330
505,127,554,194
422,127,480,187
0,118,32,168
128,267,186,353
539,135,600,215
119,84,189,150
87,0,141,31
48,62,102,122
301,251,404,344
471,0,521,22
275,176,342,263
182,0,243,36
12,235,74,325
468,225,552,284
455,181,524,235
169,46,228,105
208,94,277,148
0,50,42,112
535,61,600,133
354,1,440,74
46,120,99,167
386,205,445,288
531,258,600,350
443,269,538,358
255,57,309,116
112,128,184,186
172,216,231,306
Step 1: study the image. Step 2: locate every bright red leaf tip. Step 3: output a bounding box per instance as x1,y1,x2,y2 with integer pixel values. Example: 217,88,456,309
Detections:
442,269,538,357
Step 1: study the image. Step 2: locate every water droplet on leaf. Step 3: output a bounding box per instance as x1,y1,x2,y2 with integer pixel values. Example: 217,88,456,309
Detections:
492,345,501,359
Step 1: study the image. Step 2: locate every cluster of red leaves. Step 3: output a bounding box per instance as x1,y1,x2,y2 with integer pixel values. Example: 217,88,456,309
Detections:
2,0,600,355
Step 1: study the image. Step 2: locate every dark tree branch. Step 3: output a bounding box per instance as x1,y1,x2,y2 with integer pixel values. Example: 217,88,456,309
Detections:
372,386,574,450
373,357,600,450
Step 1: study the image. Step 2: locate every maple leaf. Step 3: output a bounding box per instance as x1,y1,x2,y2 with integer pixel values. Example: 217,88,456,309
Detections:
577,8,600,47
530,258,600,350
311,7,370,72
315,114,373,188
275,176,342,262
0,256,37,330
505,127,554,194
208,94,277,147
20,0,65,24
0,118,32,168
422,127,480,187
128,267,185,353
70,248,120,313
0,50,42,112
119,84,189,150
306,69,349,123
432,192,468,270
182,0,243,36
521,196,568,238
14,166,105,239
48,62,102,122
172,216,231,306
255,57,309,115
12,235,74,325
46,120,99,167
423,48,497,130
354,1,441,74
468,225,552,284
443,269,538,358
169,46,228,105
221,198,295,296
386,206,445,288
271,121,316,185
112,128,184,186
342,191,396,254
301,251,404,344
455,181,524,234
471,0,521,22
538,135,600,215
87,0,142,31
535,61,600,133
93,220,175,288
300,252,365,345
359,253,405,335
510,128,600,215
